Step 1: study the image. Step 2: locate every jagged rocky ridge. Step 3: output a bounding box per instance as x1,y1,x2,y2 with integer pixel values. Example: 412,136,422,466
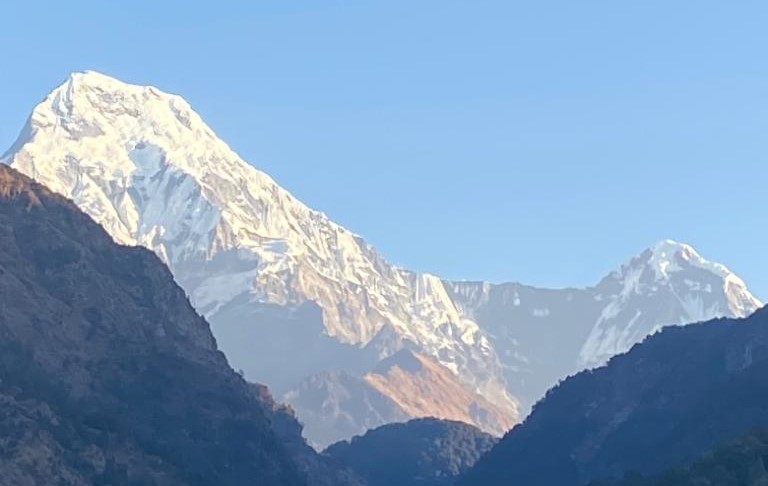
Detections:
0,165,359,486
459,306,768,486
3,71,761,446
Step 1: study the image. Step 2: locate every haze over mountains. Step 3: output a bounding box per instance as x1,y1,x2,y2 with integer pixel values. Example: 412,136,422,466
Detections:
3,71,761,447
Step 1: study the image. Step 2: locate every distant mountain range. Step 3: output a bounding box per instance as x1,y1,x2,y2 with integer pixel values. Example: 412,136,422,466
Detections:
460,307,768,485
3,71,761,447
447,239,761,408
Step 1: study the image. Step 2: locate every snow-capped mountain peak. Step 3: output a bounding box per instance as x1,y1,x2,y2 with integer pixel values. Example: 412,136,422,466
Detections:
606,239,759,315
3,71,515,418
445,240,762,412
579,240,762,368
648,239,702,279
4,72,762,445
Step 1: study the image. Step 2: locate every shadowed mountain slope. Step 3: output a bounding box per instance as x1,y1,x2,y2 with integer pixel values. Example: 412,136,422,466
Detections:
0,164,359,486
325,418,496,486
461,306,768,486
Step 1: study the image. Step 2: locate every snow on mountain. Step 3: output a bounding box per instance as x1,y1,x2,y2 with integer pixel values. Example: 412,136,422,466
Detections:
3,71,761,444
580,239,761,368
1,70,516,419
446,240,762,410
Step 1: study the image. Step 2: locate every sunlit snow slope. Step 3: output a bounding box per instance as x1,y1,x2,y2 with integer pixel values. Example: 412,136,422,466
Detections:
3,71,761,445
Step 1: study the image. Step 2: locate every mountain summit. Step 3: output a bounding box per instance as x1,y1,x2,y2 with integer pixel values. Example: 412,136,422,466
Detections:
579,238,760,367
3,71,761,446
3,71,517,439
447,239,761,408
3,70,504,385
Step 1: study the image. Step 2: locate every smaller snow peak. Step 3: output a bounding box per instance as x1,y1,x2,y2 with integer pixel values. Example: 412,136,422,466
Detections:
644,240,754,294
581,238,763,368
646,239,702,280
651,239,697,258
600,240,761,314
608,239,709,284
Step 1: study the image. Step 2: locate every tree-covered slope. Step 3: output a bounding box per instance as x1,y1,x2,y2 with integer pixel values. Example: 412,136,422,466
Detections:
595,429,768,486
461,306,768,485
325,418,497,486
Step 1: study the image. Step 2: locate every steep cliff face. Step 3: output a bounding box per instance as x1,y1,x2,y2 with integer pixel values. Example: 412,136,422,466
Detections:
0,165,355,486
460,307,768,486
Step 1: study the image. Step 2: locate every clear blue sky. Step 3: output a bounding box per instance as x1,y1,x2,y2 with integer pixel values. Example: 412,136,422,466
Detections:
2,1,767,298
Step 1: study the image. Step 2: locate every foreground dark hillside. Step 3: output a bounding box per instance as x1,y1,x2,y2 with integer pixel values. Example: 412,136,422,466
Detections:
594,428,768,485
461,306,768,485
325,418,497,486
0,165,357,485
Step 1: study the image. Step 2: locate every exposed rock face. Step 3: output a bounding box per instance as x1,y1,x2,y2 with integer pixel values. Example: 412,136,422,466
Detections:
284,371,411,450
460,306,768,486
0,165,357,486
325,418,497,486
287,349,515,449
364,350,515,437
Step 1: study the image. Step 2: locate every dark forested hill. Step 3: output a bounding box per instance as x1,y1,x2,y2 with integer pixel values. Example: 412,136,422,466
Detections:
593,429,768,486
325,418,497,486
0,164,357,486
460,306,768,486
